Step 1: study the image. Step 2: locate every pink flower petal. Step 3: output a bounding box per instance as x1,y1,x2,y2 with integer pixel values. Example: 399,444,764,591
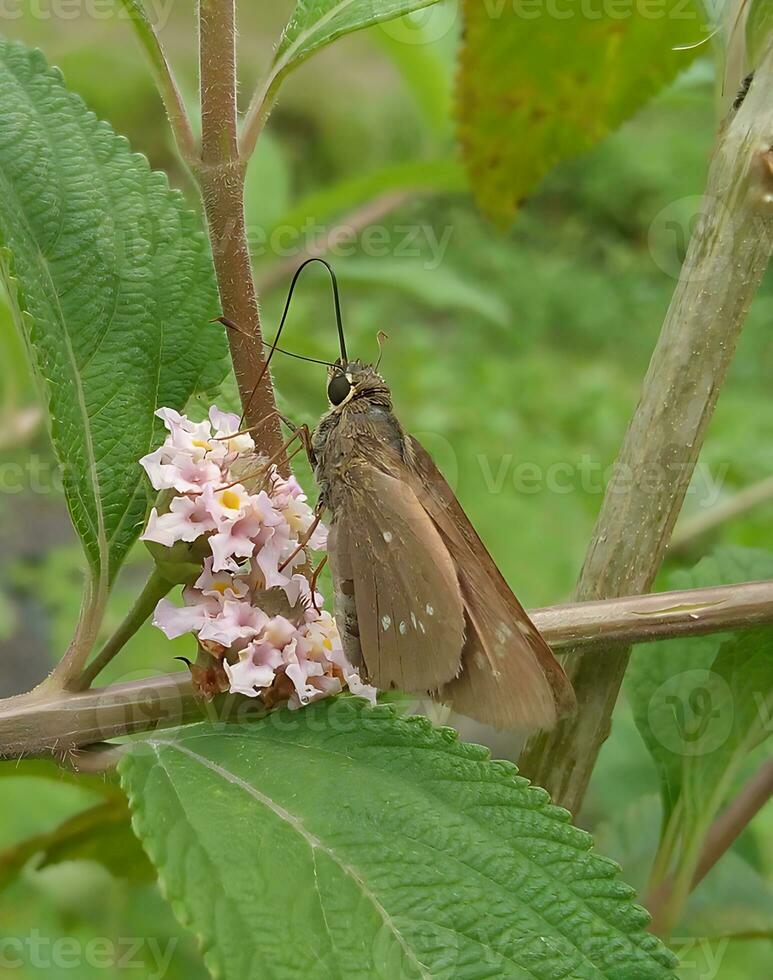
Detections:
141,496,216,547
198,599,267,647
346,672,378,705
224,653,275,698
153,597,211,639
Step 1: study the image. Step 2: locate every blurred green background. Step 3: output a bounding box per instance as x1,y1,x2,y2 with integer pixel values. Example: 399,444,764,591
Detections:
0,3,770,978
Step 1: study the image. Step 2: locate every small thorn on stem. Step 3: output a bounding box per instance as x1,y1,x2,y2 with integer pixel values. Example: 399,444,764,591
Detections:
212,314,255,338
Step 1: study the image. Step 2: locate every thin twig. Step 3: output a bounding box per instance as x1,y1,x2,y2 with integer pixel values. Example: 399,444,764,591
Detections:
530,580,773,650
118,0,199,170
254,190,415,294
671,475,773,553
44,579,108,693
2,578,773,760
646,760,773,933
239,55,286,165
692,759,773,888
76,570,173,691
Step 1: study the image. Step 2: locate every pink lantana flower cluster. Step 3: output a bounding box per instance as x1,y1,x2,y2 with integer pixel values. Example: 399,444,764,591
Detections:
139,406,376,710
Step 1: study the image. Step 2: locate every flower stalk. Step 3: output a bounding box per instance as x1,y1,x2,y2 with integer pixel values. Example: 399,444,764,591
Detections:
76,570,175,691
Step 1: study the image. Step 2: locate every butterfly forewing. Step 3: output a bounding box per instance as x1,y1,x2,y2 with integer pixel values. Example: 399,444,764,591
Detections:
328,463,465,691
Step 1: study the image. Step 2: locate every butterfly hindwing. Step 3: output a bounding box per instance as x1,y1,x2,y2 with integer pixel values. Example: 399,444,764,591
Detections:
407,436,576,731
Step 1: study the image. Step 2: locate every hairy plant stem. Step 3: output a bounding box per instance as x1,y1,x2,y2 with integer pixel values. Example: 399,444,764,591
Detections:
518,53,773,815
197,0,285,459
1,579,772,761
76,570,174,691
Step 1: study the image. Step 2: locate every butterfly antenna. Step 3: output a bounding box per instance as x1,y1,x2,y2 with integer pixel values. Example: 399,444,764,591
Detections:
283,257,348,363
375,330,389,371
231,257,349,426
214,316,335,368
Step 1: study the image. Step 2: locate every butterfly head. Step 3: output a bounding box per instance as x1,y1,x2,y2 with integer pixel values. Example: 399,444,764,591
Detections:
326,360,390,409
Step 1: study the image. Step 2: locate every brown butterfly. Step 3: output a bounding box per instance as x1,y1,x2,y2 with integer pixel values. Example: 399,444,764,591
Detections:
230,258,575,731
309,357,575,732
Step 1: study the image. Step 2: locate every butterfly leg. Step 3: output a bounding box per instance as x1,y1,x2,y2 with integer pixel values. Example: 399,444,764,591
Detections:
216,430,307,492
259,427,307,471
279,414,318,469
309,555,328,613
277,501,325,573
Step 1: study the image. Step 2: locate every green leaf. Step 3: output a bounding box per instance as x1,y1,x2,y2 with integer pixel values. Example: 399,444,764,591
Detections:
627,549,773,928
627,548,773,821
457,1,703,223
244,132,291,238
272,158,465,236
269,0,445,93
0,38,227,591
121,698,675,979
0,758,122,798
373,10,455,134
0,798,153,891
680,630,772,830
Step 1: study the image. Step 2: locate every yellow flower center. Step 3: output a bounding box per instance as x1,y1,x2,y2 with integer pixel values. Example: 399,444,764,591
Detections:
212,581,228,594
221,489,241,510
192,439,210,450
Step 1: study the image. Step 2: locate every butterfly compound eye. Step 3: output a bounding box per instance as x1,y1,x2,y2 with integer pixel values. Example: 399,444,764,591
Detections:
327,373,352,406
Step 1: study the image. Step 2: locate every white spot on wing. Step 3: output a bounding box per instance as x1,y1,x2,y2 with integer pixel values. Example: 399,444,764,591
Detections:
399,621,407,635
382,530,393,543
381,615,391,632
496,623,513,642
410,612,417,629
425,603,434,616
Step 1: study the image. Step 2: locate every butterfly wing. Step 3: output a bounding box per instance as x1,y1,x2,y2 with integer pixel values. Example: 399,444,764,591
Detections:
328,462,466,691
407,436,576,731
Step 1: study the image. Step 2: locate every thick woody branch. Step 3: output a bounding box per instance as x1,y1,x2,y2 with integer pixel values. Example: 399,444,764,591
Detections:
1,579,772,761
531,579,773,650
518,52,773,815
